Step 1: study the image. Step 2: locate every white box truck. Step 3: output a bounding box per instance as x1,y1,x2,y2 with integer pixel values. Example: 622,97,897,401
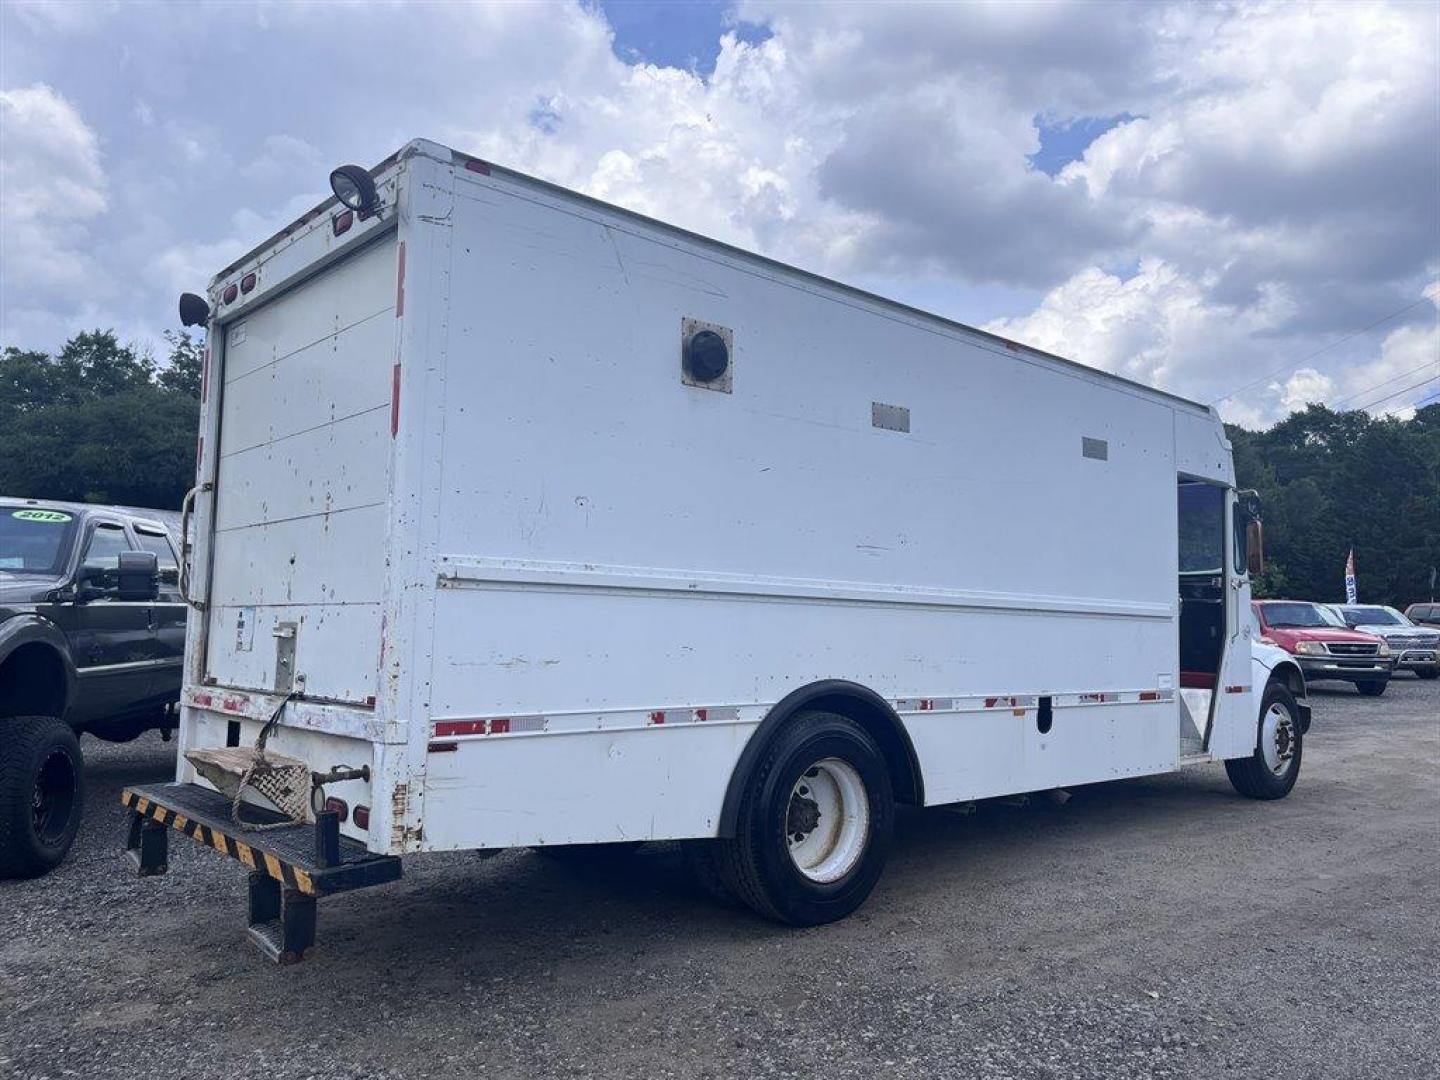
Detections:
123,139,1300,962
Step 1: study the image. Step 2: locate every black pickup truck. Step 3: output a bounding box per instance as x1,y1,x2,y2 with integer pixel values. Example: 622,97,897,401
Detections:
1,499,187,877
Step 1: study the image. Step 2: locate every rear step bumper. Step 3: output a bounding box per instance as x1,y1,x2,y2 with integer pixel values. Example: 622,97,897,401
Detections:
122,782,401,963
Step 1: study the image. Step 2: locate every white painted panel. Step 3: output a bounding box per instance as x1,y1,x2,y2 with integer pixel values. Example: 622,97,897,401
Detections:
213,410,389,532
203,602,381,707
218,310,393,457
210,505,386,607
423,724,753,849
205,233,397,703
398,163,1234,845
428,576,1176,821
432,184,1178,611
221,237,397,382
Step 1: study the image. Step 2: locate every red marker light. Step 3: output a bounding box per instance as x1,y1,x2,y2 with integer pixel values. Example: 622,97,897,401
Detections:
240,272,256,294
334,210,354,236
353,805,370,830
222,283,238,304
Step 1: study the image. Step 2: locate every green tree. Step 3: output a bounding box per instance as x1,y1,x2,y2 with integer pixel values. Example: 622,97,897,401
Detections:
1229,403,1440,607
0,329,201,509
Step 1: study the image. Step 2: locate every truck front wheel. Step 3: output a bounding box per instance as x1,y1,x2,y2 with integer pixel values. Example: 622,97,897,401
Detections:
1355,680,1387,696
1225,681,1303,800
0,716,86,879
715,711,894,926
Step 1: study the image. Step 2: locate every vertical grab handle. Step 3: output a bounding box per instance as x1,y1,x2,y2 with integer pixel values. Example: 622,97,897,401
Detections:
178,481,212,610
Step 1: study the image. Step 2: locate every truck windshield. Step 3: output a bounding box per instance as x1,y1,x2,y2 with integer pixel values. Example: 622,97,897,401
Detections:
1262,602,1340,629
0,507,79,576
1342,606,1403,626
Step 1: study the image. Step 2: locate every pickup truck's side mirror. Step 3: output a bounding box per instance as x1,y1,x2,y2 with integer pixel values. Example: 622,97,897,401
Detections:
116,550,159,602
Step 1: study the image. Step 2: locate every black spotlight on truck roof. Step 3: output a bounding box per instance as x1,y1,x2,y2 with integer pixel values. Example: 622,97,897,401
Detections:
329,164,379,216
178,292,210,327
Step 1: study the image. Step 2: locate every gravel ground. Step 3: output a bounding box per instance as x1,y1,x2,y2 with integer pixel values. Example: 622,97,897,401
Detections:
2,677,1436,1080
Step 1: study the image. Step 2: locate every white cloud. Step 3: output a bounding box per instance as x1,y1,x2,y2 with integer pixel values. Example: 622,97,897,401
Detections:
1274,368,1336,414
1325,281,1440,418
0,83,106,222
0,83,108,328
241,134,325,183
0,1,1435,429
982,258,1294,400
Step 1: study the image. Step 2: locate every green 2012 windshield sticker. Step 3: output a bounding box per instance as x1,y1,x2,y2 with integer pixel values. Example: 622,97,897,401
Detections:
11,509,72,523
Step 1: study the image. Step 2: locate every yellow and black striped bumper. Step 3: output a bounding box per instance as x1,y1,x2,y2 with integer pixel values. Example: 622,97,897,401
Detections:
121,783,401,896
123,789,319,893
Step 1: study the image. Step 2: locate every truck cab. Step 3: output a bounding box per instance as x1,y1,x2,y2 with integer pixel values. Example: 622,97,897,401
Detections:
0,499,187,877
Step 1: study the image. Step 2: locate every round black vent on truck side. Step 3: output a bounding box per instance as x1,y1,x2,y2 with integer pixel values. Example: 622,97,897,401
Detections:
683,329,730,384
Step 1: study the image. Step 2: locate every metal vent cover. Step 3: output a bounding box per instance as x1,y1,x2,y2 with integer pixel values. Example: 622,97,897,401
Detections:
872,402,910,433
680,317,733,393
1082,436,1109,461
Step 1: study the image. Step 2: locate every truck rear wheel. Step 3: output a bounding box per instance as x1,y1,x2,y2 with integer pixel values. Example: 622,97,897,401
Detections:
1225,682,1302,800
0,716,86,879
714,711,893,926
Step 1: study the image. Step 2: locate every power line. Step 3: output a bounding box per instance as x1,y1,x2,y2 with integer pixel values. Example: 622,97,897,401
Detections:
1330,359,1440,409
1210,297,1430,405
1350,375,1439,414
1411,388,1440,408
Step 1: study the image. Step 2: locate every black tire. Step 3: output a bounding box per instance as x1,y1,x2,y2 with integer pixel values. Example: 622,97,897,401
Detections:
713,711,894,926
1415,669,1439,681
1225,682,1302,800
0,716,86,879
1355,680,1387,697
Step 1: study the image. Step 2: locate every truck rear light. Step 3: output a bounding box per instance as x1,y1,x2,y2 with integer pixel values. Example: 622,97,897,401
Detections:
222,283,238,304
333,209,354,236
353,805,370,830
323,797,349,823
240,272,256,294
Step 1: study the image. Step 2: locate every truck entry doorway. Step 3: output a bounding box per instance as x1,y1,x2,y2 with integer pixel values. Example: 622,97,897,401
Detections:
1178,480,1229,751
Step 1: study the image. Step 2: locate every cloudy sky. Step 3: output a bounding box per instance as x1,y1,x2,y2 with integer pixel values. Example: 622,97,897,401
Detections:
2,0,1436,426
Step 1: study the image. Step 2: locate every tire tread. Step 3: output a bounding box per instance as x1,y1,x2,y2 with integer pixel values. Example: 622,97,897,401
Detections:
0,715,84,879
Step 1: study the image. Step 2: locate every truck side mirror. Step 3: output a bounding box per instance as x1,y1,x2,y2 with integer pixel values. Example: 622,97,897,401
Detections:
1245,519,1264,577
116,550,160,602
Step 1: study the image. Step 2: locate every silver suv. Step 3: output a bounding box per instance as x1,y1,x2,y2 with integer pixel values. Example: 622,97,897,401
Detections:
1326,605,1440,680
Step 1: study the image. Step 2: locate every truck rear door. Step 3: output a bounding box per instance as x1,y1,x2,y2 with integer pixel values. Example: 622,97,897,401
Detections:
202,234,397,705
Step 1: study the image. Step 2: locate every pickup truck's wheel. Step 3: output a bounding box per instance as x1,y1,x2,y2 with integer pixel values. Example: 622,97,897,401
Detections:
0,716,85,879
1355,680,1387,697
715,711,893,926
1225,681,1302,800
1415,669,1438,681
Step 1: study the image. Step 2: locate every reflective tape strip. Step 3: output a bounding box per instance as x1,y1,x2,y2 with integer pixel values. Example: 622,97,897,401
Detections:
120,789,318,896
428,687,1179,744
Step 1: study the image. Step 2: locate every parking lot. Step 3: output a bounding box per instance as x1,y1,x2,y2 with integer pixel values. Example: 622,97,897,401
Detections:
1,677,1435,1080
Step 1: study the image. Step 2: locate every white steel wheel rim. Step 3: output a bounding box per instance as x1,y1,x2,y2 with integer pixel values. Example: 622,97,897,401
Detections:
1261,702,1296,775
785,757,870,883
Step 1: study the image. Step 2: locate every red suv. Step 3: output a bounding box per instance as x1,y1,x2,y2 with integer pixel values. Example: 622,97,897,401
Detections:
1252,600,1394,696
